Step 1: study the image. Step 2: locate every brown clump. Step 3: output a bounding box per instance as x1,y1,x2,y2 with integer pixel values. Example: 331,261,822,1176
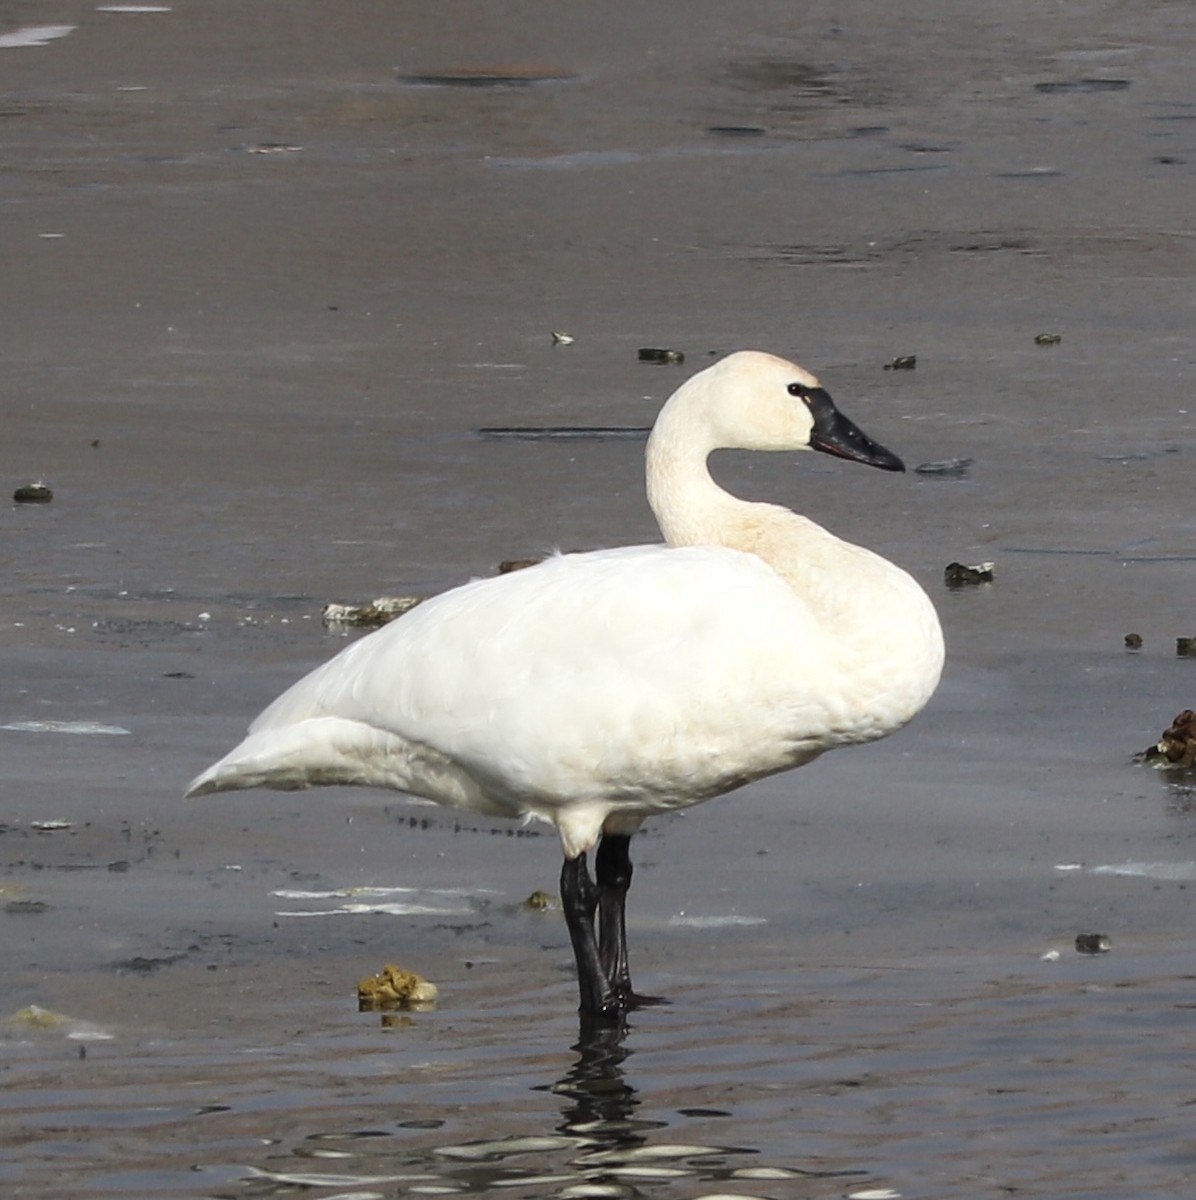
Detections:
357,963,438,1011
498,558,543,574
1139,709,1196,769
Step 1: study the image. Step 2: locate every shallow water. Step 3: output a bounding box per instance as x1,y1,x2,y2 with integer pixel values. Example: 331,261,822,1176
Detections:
4,1,1196,1196
6,950,1196,1198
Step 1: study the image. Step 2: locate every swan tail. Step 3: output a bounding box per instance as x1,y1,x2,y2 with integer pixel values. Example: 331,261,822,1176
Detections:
184,718,410,798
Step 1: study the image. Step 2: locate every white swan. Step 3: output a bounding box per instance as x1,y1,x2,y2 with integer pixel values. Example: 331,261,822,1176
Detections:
187,351,944,1017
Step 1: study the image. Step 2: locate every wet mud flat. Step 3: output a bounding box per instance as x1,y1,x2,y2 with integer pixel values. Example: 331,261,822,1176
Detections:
6,944,1196,1198
5,0,1196,1197
6,626,1196,1199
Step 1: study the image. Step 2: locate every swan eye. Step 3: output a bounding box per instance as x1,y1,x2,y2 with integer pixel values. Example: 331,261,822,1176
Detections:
787,382,812,401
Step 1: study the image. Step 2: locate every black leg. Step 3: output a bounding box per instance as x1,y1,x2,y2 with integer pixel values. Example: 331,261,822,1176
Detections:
595,834,633,998
595,834,666,1009
560,852,617,1017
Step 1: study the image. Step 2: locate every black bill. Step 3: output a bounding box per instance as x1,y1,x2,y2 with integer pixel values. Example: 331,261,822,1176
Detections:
805,387,905,472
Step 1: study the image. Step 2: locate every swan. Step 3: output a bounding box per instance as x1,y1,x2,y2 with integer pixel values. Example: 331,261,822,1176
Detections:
187,351,944,1018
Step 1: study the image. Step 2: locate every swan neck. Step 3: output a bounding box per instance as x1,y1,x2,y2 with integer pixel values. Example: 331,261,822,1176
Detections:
645,418,735,547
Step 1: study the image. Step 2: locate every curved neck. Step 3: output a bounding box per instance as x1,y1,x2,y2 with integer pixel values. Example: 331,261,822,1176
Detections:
645,410,740,548
646,401,845,594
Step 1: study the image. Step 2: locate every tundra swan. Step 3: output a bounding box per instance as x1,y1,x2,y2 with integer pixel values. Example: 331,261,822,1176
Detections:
187,351,944,1018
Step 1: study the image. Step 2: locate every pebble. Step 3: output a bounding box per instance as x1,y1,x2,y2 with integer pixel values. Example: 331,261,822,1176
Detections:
13,482,52,503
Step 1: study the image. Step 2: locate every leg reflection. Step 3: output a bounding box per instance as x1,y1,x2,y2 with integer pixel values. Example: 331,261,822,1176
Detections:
549,1020,660,1145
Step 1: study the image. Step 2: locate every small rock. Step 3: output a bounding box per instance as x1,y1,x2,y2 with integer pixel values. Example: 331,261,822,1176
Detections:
882,354,917,371
322,596,423,628
499,553,580,574
638,347,685,364
13,482,52,503
1034,333,1062,346
551,331,574,345
1124,632,1143,651
523,889,554,911
498,557,543,574
114,954,183,974
944,561,994,588
1075,933,1111,955
1177,637,1196,658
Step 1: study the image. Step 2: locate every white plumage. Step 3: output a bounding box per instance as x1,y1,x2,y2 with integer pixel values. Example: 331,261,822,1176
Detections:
187,350,944,1017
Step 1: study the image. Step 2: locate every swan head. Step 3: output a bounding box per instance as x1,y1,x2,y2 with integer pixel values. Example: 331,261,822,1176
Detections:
657,350,904,472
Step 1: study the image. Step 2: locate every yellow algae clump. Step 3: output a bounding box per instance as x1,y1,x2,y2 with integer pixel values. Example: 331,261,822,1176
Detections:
6,1004,74,1031
357,964,438,1011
